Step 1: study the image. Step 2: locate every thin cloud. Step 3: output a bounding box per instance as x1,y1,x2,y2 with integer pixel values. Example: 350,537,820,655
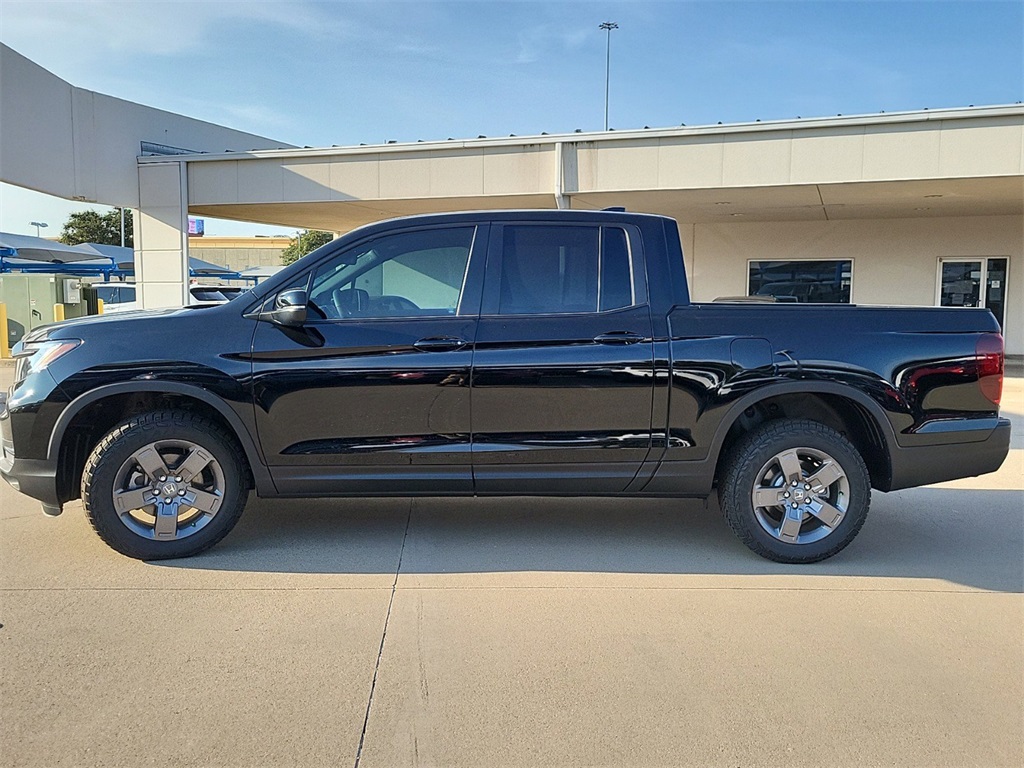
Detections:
516,23,591,65
0,1,349,65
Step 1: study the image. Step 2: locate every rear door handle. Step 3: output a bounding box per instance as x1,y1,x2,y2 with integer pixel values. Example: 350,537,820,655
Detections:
594,331,645,345
413,336,469,352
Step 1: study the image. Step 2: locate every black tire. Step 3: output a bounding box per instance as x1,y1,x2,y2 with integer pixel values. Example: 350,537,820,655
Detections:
718,419,870,563
82,410,249,560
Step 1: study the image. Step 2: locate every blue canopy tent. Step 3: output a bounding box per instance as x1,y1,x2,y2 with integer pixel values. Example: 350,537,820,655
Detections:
0,233,120,278
0,235,241,280
187,256,241,280
77,244,241,280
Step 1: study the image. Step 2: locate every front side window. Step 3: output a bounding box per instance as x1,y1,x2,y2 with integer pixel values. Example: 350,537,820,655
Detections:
748,260,852,303
308,227,474,319
497,225,636,315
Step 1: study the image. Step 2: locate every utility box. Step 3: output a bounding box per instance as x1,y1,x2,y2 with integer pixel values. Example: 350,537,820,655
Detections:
59,278,88,320
63,279,82,304
0,273,90,346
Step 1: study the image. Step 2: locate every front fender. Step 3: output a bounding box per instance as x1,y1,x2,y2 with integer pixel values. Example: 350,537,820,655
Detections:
48,379,275,496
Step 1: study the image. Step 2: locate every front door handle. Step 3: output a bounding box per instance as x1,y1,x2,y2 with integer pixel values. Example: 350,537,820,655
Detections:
594,331,645,345
413,336,469,352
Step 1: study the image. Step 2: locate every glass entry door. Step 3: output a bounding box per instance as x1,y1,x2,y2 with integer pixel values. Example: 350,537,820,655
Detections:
938,258,1008,329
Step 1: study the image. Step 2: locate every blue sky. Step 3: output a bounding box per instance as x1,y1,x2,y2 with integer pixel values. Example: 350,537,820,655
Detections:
1,0,1021,236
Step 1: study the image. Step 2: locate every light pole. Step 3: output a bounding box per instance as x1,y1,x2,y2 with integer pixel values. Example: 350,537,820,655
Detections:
599,21,618,131
30,221,48,238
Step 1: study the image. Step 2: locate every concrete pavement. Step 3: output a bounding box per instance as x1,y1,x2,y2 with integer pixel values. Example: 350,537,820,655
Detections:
1,364,1021,767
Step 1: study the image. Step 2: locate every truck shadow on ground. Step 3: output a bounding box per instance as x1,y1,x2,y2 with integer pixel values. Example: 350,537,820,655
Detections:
155,487,1024,593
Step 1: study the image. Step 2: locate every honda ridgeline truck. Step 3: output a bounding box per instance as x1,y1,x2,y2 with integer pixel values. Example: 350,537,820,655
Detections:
1,210,1010,562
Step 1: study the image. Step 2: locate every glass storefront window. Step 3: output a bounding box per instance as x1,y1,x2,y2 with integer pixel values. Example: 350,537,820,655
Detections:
938,257,1008,330
748,260,852,303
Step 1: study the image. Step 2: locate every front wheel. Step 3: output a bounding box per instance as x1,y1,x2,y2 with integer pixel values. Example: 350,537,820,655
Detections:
718,419,870,563
82,411,249,560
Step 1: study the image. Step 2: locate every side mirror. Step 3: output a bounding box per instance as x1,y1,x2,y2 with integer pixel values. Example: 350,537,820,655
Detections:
264,289,308,327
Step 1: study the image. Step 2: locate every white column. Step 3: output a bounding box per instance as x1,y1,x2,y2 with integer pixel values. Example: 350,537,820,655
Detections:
554,142,578,210
135,161,189,308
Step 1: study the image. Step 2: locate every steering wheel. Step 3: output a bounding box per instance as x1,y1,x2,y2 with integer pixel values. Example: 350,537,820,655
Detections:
372,295,420,314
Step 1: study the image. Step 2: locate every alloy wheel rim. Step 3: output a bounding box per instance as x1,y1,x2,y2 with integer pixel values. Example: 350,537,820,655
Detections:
111,439,225,541
750,446,850,545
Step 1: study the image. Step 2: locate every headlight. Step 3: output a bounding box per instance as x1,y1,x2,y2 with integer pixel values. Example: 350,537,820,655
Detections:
12,339,81,380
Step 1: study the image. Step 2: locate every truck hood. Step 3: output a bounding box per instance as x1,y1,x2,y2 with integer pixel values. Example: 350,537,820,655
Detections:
27,303,228,342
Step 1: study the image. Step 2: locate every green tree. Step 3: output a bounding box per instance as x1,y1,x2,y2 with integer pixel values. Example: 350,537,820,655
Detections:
281,230,333,266
58,208,134,247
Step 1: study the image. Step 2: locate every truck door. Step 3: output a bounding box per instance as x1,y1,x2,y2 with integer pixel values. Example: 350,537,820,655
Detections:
250,224,486,495
471,222,655,494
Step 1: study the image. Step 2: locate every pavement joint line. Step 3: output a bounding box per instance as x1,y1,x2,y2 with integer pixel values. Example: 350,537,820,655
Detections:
0,586,1012,594
352,500,413,768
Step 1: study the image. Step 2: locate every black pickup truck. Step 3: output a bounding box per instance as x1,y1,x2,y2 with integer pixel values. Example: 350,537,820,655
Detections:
1,210,1010,562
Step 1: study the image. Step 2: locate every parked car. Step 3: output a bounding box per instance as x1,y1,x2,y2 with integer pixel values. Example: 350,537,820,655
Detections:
1,210,1010,562
187,284,246,303
89,281,245,313
90,282,139,313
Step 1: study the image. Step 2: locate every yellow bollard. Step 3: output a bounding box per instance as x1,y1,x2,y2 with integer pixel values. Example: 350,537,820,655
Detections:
0,302,8,358
97,298,104,315
54,304,66,322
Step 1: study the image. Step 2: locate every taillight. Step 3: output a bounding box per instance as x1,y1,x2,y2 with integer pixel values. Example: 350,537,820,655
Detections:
976,333,1004,406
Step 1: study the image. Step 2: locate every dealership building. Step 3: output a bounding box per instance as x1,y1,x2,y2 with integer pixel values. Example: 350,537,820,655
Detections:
2,44,1022,353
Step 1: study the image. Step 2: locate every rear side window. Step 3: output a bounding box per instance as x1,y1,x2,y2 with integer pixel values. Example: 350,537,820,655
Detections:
497,225,636,315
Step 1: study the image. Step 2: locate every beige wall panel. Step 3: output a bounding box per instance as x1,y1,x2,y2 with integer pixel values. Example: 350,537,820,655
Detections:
137,162,187,308
722,134,794,187
0,46,76,200
328,156,381,200
137,207,186,251
380,153,430,198
194,247,284,270
141,282,186,310
590,140,660,191
136,250,187,283
236,162,284,203
790,128,865,184
282,159,331,202
482,146,551,195
0,45,289,207
574,143,599,192
188,161,239,205
69,89,98,202
429,152,485,197
938,120,1024,177
863,124,941,180
690,215,1023,354
139,163,183,209
657,139,725,189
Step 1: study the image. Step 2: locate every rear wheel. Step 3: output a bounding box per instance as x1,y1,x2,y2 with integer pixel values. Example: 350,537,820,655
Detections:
82,411,249,560
718,419,870,563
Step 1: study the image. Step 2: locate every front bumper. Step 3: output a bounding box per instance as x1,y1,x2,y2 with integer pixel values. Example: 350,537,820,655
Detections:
0,456,61,508
0,389,61,509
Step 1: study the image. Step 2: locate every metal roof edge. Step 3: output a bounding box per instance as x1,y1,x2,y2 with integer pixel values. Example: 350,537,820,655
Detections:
140,103,1024,164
